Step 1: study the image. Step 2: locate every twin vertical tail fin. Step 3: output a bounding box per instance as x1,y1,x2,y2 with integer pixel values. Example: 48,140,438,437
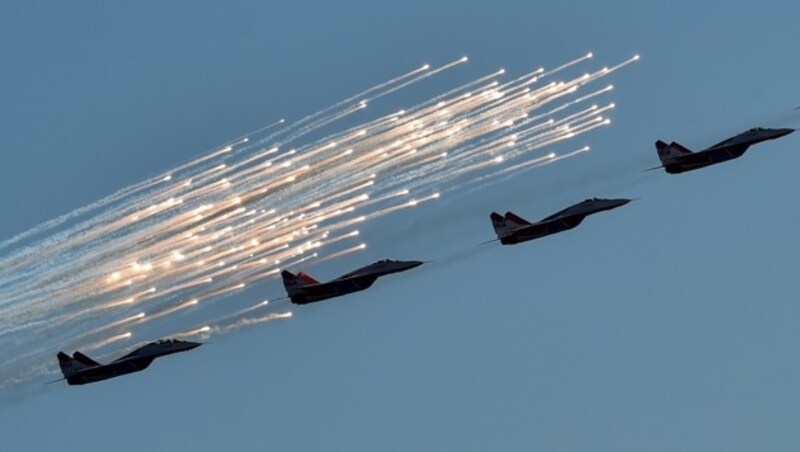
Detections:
281,270,319,296
656,140,693,165
57,352,94,378
73,352,100,367
504,212,531,228
490,212,510,239
490,211,531,239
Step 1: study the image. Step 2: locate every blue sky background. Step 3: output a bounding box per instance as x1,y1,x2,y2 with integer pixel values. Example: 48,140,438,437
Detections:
2,1,800,450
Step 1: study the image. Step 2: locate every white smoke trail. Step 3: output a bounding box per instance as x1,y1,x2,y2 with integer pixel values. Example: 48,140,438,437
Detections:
0,52,638,393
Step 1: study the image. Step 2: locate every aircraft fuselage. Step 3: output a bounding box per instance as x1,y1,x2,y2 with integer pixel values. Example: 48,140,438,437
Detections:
663,145,748,174
289,275,380,305
65,357,156,385
500,215,585,244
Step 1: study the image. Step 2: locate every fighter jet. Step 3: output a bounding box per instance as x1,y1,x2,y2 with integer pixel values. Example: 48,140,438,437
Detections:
650,127,794,174
490,198,631,245
56,339,201,385
282,259,424,304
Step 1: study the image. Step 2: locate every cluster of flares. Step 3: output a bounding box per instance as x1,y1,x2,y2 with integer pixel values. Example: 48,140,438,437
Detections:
0,52,637,390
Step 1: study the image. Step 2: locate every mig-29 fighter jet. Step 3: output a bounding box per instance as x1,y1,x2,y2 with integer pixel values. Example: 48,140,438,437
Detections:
490,198,631,245
56,339,201,385
650,127,794,174
282,259,424,305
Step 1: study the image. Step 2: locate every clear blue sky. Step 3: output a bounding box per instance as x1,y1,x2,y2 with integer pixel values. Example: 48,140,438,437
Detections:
2,1,800,450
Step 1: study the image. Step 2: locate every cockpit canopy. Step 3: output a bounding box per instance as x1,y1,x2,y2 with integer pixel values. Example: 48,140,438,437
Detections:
747,127,766,133
154,339,180,345
376,259,397,264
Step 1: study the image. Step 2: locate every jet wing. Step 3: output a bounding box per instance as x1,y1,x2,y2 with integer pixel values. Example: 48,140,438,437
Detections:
704,142,732,152
511,221,551,239
703,142,749,154
334,269,366,280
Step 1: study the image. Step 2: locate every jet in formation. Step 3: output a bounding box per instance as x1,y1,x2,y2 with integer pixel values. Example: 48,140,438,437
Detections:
282,259,424,304
650,127,794,174
56,339,201,385
490,197,631,245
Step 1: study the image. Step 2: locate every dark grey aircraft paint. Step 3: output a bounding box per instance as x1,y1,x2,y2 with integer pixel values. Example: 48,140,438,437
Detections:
652,127,794,174
490,198,631,245
57,339,201,385
282,259,424,304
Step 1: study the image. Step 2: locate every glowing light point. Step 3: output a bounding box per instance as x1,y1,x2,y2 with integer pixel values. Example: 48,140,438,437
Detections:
460,56,469,63
421,64,430,70
633,54,640,61
586,52,593,58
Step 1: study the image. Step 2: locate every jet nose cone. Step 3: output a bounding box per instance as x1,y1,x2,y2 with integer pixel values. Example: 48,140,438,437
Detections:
403,260,425,270
182,341,203,351
775,128,795,138
608,198,632,209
